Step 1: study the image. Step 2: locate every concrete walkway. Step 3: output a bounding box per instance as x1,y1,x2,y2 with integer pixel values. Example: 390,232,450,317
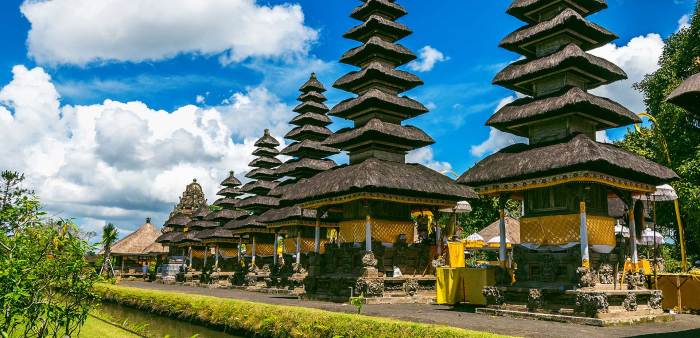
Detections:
121,281,700,338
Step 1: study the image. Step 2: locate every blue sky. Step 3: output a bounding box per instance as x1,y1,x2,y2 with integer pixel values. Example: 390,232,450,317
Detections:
0,0,695,238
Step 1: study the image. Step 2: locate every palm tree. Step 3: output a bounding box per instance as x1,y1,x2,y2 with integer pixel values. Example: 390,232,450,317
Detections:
99,223,119,277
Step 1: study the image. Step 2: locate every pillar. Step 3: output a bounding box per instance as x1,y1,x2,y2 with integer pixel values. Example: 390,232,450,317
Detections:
181,248,186,269
121,256,125,273
252,236,257,266
436,225,442,256
188,246,193,269
238,237,243,263
580,201,590,268
273,232,279,266
203,245,208,269
629,208,639,269
214,245,219,269
498,209,507,267
296,232,302,265
314,214,321,253
365,215,372,252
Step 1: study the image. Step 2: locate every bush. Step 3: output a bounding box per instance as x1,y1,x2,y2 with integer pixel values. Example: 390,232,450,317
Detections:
95,284,506,338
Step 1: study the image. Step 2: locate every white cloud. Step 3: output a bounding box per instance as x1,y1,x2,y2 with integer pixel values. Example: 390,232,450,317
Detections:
470,96,528,157
0,65,292,233
406,147,453,173
408,46,449,72
21,0,319,66
195,95,205,104
590,34,665,113
677,14,691,32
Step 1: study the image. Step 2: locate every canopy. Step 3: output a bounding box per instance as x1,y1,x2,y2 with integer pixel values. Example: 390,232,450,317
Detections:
487,235,512,249
640,228,664,246
439,201,473,214
635,184,679,202
615,221,630,238
464,233,485,249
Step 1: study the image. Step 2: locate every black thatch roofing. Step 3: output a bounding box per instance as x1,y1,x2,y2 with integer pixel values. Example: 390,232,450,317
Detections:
240,180,279,195
236,195,280,211
252,147,279,157
500,9,617,57
192,206,211,220
205,209,249,222
330,88,428,120
276,158,336,177
285,125,333,142
254,129,281,148
344,14,411,43
290,112,332,127
667,72,700,116
221,171,242,187
325,118,434,150
164,214,190,228
299,73,326,93
213,197,239,208
186,219,219,230
196,228,234,241
507,0,607,24
245,168,281,181
293,101,329,115
281,140,339,159
351,0,407,21
171,231,201,245
487,87,640,136
334,62,423,94
248,156,283,169
223,216,265,230
458,134,678,187
257,205,317,224
493,43,627,95
155,231,180,244
216,186,243,198
340,36,416,67
298,91,327,103
283,158,477,204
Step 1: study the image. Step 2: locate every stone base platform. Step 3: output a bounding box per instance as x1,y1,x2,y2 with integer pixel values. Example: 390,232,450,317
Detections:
476,307,675,327
303,291,436,305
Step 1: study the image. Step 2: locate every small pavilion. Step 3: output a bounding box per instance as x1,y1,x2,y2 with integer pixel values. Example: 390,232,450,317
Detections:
667,72,700,118
156,179,207,264
109,218,168,277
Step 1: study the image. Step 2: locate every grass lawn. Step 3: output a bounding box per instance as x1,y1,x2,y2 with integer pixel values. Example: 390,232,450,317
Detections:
80,316,140,338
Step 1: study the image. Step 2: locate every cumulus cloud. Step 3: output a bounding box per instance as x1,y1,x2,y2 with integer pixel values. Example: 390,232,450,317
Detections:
677,14,691,32
0,65,292,233
470,96,528,157
408,46,449,72
407,147,453,173
590,34,665,113
21,0,318,66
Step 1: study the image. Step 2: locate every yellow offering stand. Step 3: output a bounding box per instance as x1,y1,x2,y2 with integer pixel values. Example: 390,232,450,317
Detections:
436,267,496,305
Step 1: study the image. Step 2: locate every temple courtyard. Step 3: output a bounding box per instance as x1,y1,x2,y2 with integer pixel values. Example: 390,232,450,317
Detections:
120,281,700,338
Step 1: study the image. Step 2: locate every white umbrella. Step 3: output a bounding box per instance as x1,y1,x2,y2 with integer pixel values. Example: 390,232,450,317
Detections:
439,201,472,213
487,235,511,248
640,228,664,246
464,233,485,249
615,221,630,238
636,184,679,202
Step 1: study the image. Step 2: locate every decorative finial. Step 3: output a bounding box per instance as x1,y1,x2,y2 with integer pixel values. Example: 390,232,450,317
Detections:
310,72,317,79
193,178,197,183
146,217,151,223
229,170,235,176
264,129,270,135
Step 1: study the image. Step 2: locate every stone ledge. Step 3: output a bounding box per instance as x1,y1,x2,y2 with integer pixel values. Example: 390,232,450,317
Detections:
475,308,675,327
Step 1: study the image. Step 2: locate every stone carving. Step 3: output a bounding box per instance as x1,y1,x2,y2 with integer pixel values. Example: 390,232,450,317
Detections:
292,262,306,274
362,252,378,268
404,279,419,297
261,264,271,275
541,254,558,282
365,279,384,297
577,267,597,288
527,289,544,311
245,274,257,287
483,287,505,306
575,293,609,317
649,291,663,310
626,272,646,290
623,293,638,312
597,264,614,284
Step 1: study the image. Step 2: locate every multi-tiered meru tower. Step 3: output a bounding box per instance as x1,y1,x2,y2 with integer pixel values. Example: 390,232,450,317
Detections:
282,0,475,302
459,0,677,322
156,179,207,262
258,74,340,289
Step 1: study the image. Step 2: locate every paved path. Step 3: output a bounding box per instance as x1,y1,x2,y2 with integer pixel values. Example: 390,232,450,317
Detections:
121,281,700,338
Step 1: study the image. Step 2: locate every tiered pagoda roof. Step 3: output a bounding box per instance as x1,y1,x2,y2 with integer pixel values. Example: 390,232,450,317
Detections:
199,171,247,242
282,0,475,206
459,0,676,191
667,72,700,117
172,205,215,246
156,179,207,244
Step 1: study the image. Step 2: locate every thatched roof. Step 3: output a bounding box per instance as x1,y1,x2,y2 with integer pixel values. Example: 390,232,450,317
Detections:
276,158,336,177
500,9,616,56
249,156,282,169
667,72,700,116
285,125,333,142
351,0,407,21
334,62,423,94
299,73,326,93
213,197,239,208
155,231,180,244
205,209,249,222
476,216,521,245
493,43,627,95
458,134,678,187
163,214,190,228
487,87,640,136
298,91,327,103
340,36,416,67
325,118,434,150
252,147,279,157
254,129,280,148
293,101,329,115
507,0,607,24
257,205,317,224
281,140,339,159
221,171,242,187
196,228,234,241
216,186,243,198
223,215,265,230
344,14,412,43
246,168,281,181
283,158,477,204
290,112,332,127
240,180,279,195
186,219,219,230
192,206,211,220
171,231,201,245
111,219,167,255
236,195,280,211
330,88,428,120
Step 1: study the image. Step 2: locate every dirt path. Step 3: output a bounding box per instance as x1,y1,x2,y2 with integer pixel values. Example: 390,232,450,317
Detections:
121,281,700,338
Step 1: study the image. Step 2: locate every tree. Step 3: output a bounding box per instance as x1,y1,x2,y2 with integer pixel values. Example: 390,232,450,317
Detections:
99,223,119,278
0,171,98,337
617,3,700,261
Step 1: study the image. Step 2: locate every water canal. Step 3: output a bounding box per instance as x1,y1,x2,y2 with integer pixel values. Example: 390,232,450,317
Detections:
96,302,241,338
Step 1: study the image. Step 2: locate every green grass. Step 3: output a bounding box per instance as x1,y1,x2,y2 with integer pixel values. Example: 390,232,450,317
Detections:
79,316,140,338
95,283,511,338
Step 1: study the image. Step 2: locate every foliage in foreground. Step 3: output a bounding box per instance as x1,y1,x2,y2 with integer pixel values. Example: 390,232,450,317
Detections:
95,284,508,338
0,171,99,337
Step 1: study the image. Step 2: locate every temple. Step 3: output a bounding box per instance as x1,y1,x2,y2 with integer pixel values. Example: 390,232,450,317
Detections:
108,218,168,279
156,179,207,260
258,74,340,290
281,0,476,303
458,0,678,322
667,72,700,118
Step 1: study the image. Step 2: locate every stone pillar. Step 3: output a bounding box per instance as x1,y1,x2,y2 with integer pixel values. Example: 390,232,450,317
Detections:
214,245,219,269
629,209,639,269
296,232,302,265
238,237,243,263
121,257,125,273
273,232,279,266
203,245,208,268
252,235,257,266
436,225,443,256
579,201,590,268
365,215,372,252
314,214,321,254
182,248,187,269
498,209,507,267
188,246,193,269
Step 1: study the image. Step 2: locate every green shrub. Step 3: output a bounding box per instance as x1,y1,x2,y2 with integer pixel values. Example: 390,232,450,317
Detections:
95,284,508,338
